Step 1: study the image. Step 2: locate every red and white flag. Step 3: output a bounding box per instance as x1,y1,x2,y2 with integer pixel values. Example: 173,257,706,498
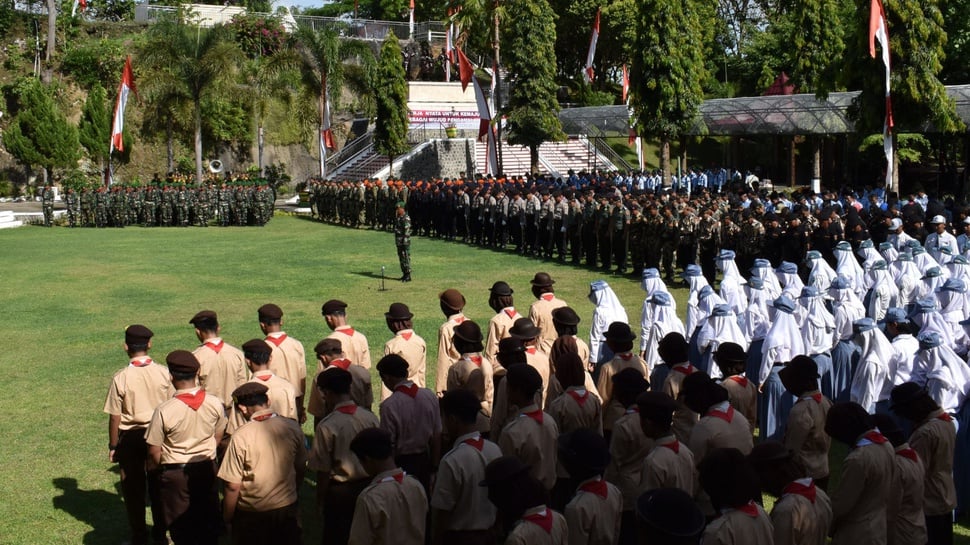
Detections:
869,0,893,188
473,76,498,175
457,48,474,92
321,85,336,151
621,64,629,104
71,0,86,16
110,56,137,154
408,0,415,38
583,8,600,83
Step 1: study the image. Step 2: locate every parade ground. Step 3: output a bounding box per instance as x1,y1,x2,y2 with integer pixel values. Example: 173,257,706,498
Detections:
2,214,970,544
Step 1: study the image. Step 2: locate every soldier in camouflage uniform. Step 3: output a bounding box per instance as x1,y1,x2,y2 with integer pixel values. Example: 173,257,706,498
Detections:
508,189,523,251
234,186,248,226
143,186,157,226
566,192,583,265
394,201,412,282
659,205,679,282
720,214,741,253
610,195,631,273
219,183,232,226
41,184,55,227
737,210,765,273
596,193,613,269
80,187,95,227
523,188,540,255
642,204,663,270
628,204,646,274
127,187,139,226
552,192,569,260
95,187,109,228
696,206,720,285
582,191,599,267
65,188,79,227
675,205,698,272
110,186,127,227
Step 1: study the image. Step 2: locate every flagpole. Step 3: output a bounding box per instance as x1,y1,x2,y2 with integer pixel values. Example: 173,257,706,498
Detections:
492,1,502,175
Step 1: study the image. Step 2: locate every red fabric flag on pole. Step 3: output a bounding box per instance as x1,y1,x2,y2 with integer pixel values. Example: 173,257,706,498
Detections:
457,48,474,92
110,56,137,154
869,0,893,188
71,0,86,16
409,0,415,39
583,8,600,83
621,64,629,104
321,85,336,151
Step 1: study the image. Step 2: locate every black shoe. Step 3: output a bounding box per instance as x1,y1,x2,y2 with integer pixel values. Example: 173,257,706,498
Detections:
402,274,412,282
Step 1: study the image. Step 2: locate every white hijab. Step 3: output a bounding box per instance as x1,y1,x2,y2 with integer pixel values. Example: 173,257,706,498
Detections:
829,279,867,343
717,256,748,317
835,244,867,298
589,280,629,364
799,289,835,355
914,334,970,413
807,255,838,294
643,294,686,371
760,298,805,385
751,259,783,300
697,306,748,358
741,282,772,342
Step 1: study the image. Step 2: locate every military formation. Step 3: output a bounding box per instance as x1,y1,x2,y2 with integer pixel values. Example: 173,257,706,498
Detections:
49,174,276,228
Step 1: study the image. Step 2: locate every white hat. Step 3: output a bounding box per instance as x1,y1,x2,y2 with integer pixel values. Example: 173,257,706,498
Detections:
889,218,903,230
963,217,970,225
930,215,947,225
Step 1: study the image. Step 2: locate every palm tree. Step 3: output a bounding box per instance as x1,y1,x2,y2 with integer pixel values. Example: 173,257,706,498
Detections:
292,26,376,178
140,15,242,184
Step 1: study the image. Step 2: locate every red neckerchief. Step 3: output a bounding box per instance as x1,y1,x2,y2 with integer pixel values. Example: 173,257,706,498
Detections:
254,372,273,382
863,431,888,444
897,448,919,463
811,393,822,403
396,383,419,398
130,357,153,368
541,293,555,302
204,340,224,354
625,406,640,415
938,412,954,423
728,375,749,388
252,412,276,422
660,440,680,454
265,334,287,347
335,404,358,415
337,327,356,336
579,479,608,499
504,308,517,319
672,364,695,375
522,508,553,533
567,389,589,407
782,480,817,504
380,471,405,484
706,405,735,423
523,409,544,425
330,358,352,371
617,352,634,361
737,501,760,518
175,389,206,410
454,315,466,324
400,331,413,341
468,355,483,367
463,435,484,451
526,347,537,355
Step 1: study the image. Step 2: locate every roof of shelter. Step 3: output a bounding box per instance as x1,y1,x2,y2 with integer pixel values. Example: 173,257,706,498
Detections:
558,84,970,137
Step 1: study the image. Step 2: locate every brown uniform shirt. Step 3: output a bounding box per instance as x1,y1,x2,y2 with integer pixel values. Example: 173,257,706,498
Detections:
145,387,227,464
595,352,648,407
564,477,623,545
909,411,958,516
436,313,469,395
605,409,654,511
701,502,774,545
688,402,753,465
264,332,307,394
549,336,591,372
379,381,441,456
193,339,248,410
721,375,757,433
887,446,927,545
430,432,502,531
326,325,372,369
830,434,895,545
103,357,174,430
498,404,559,491
382,329,427,399
348,469,428,545
308,401,380,482
447,353,495,422
484,307,521,363
307,359,373,418
662,363,700,443
770,479,832,545
638,436,696,498
546,387,603,435
784,392,832,480
227,371,298,435
506,506,569,545
529,294,567,354
526,348,552,406
217,409,307,511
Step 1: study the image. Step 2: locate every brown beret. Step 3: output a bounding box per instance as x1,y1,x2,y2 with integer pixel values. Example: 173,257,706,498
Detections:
314,338,343,355
530,272,555,287
439,289,466,311
166,350,200,374
189,310,218,326
257,303,283,321
241,338,272,356
232,382,269,400
385,302,414,320
321,299,348,316
453,321,484,344
125,324,154,345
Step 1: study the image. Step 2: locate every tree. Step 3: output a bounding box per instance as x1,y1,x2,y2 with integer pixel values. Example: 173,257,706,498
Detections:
4,78,80,184
629,0,709,186
140,16,242,184
373,31,409,177
78,82,109,171
501,0,565,174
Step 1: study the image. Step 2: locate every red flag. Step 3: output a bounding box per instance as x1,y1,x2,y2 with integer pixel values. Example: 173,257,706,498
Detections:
321,84,336,150
869,0,893,187
72,0,86,16
457,48,474,92
621,64,629,104
583,8,600,83
110,56,137,154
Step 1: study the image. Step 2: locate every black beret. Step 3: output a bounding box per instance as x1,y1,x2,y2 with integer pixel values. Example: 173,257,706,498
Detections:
489,281,514,296
242,338,273,356
480,456,531,487
314,338,343,355
321,299,348,316
125,324,154,345
714,342,746,363
384,302,413,320
189,310,218,327
376,354,409,378
166,350,200,374
552,306,581,326
604,322,636,342
257,303,283,321
505,364,543,395
317,366,353,392
497,336,526,355
232,382,269,402
558,429,611,474
453,321,484,344
636,391,678,424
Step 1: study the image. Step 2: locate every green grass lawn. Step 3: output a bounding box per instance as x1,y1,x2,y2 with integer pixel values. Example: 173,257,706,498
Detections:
1,214,968,544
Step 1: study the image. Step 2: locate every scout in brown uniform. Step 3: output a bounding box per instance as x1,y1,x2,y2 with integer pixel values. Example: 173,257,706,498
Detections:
189,310,247,412
713,342,756,433
436,288,469,395
596,322,648,433
484,281,522,364
549,306,592,370
891,383,957,545
321,299,372,369
780,356,832,489
509,317,552,405
658,333,700,443
146,351,228,545
681,373,753,464
348,428,429,545
546,352,603,435
309,368,380,545
824,402,895,545
480,457,569,545
377,354,442,491
698,448,774,545
257,303,306,423
604,369,652,545
497,364,559,491
527,272,568,354
491,337,529,438
226,340,299,435
382,302,427,399
447,320,494,434
636,391,696,498
748,441,833,545
871,414,927,545
431,389,503,545
634,488,705,545
218,382,306,545
559,429,623,545
104,325,172,545
308,338,372,425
